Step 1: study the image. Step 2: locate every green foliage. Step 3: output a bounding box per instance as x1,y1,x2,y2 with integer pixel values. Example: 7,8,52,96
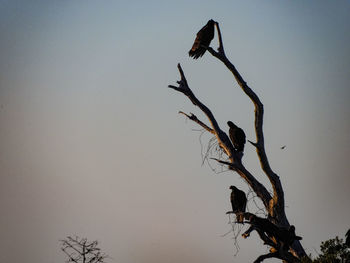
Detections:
305,236,350,263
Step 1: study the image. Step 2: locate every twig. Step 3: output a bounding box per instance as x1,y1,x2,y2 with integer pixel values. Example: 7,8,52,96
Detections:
178,111,214,134
215,21,225,55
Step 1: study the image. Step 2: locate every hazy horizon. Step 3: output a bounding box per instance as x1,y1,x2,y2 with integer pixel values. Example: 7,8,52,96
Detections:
0,1,349,263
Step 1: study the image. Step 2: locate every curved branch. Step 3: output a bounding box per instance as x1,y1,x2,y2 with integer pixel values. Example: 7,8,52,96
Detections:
242,213,302,263
169,63,235,159
168,63,272,208
254,252,279,263
208,22,285,221
253,252,299,263
214,21,225,56
207,22,308,259
168,20,309,260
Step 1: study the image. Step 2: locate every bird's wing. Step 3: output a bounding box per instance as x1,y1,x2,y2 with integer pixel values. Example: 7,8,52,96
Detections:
190,35,202,52
189,21,214,59
239,128,246,143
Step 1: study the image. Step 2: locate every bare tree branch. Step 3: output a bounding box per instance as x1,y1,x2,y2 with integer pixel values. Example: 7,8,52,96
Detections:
254,251,300,263
60,236,108,263
210,157,237,170
253,252,295,263
208,22,285,221
242,213,302,262
169,63,272,208
209,21,309,259
61,240,83,256
214,22,225,55
168,20,309,261
61,248,80,263
178,111,214,134
168,64,235,159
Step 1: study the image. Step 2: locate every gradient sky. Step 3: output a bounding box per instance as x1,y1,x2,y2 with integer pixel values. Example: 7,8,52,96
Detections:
0,1,349,263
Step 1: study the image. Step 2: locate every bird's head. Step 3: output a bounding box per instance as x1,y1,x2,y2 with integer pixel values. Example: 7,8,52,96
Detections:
289,225,295,232
227,121,235,128
208,19,215,25
229,185,237,190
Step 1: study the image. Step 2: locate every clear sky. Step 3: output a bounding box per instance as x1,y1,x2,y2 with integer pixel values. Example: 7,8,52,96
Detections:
0,1,349,262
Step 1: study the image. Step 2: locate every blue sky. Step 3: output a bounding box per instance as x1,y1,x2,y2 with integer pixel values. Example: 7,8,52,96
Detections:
0,1,349,262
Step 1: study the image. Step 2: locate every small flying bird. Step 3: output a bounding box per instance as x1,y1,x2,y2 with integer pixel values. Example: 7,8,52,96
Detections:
189,19,215,59
227,121,246,152
227,185,247,223
280,145,286,150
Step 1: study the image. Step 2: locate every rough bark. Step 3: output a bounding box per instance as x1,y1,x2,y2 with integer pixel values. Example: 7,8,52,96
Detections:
168,21,308,262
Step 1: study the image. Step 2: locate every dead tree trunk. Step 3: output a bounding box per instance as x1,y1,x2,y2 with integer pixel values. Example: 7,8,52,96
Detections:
168,21,308,263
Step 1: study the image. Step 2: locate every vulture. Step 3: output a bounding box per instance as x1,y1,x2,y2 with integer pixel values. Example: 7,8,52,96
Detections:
346,229,350,247
227,185,247,222
227,121,246,152
244,213,302,250
189,19,215,59
280,225,302,248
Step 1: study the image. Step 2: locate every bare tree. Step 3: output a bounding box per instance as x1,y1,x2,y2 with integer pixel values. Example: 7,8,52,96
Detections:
168,21,309,263
60,236,108,263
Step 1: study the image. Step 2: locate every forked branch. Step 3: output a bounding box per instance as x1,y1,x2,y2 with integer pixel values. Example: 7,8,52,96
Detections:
208,22,285,222
60,236,108,263
168,63,272,208
168,20,308,260
169,63,234,159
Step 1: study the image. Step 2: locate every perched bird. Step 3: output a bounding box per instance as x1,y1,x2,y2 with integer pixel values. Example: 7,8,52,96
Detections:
283,225,303,246
243,213,302,250
227,121,246,152
227,185,247,223
189,19,215,59
346,229,350,247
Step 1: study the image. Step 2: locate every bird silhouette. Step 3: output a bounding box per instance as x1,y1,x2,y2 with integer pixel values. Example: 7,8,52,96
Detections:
227,121,246,152
189,19,215,59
